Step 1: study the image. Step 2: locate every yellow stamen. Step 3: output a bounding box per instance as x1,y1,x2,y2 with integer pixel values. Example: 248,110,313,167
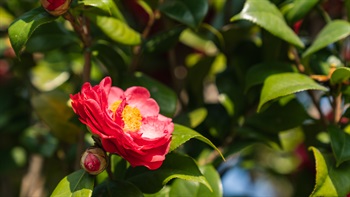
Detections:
110,100,142,132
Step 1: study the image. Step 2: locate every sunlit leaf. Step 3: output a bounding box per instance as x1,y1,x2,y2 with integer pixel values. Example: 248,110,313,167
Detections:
284,0,320,23
303,20,350,58
174,108,208,128
8,7,56,56
159,0,208,29
230,0,304,48
330,67,350,85
170,124,224,160
78,0,125,21
88,15,141,45
51,169,94,197
258,73,328,112
126,153,212,194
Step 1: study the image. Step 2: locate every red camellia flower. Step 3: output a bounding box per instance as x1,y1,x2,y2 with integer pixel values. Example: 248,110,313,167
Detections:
70,77,174,170
40,0,71,16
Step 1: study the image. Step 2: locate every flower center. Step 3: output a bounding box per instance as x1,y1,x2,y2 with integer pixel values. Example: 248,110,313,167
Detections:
110,100,142,132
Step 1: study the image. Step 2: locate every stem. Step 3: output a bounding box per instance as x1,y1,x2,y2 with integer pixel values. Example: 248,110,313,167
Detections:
64,12,93,170
332,85,343,124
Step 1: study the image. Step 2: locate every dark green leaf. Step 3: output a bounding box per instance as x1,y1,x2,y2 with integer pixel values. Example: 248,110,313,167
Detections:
303,20,350,58
51,169,94,197
126,153,211,194
142,26,185,54
31,91,80,143
284,0,320,23
159,0,208,29
121,72,177,117
245,62,295,92
169,165,222,197
92,180,143,197
8,7,56,56
171,124,224,160
329,125,350,166
230,0,304,48
330,67,350,85
88,15,141,45
258,73,328,112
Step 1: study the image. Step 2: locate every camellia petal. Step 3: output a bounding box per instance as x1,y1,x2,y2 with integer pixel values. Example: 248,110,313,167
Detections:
70,76,174,170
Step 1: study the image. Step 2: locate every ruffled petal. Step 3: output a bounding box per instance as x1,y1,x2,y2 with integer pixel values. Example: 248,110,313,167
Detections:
125,87,159,117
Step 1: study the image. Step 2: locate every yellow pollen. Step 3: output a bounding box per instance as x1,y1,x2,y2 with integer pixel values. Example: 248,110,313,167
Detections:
109,100,142,132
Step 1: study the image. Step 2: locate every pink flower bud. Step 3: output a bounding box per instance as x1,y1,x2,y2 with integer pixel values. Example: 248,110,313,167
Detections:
40,0,72,16
80,147,108,175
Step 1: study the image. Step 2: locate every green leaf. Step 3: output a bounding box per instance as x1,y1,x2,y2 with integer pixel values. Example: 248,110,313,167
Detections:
230,0,304,48
309,147,338,197
78,0,125,22
92,180,143,197
303,20,350,58
169,165,222,197
88,15,141,45
142,26,185,54
121,72,178,117
31,91,80,143
174,108,208,128
171,124,224,160
8,7,56,56
258,73,328,112
245,62,295,92
330,67,350,85
159,0,208,29
126,153,212,194
329,125,350,166
51,169,94,197
284,0,320,23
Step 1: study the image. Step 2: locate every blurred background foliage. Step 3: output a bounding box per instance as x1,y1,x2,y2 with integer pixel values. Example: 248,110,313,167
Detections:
1,0,350,196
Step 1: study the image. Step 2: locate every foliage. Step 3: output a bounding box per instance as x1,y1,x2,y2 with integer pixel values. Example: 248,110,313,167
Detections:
2,0,350,196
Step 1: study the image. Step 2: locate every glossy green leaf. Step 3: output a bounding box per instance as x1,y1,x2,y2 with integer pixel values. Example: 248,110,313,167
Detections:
31,91,80,143
159,0,208,29
230,0,304,48
169,165,222,197
309,147,338,197
92,180,143,197
329,125,350,166
245,62,295,92
51,169,94,197
258,73,328,112
126,153,212,194
88,15,141,45
330,67,350,85
170,124,224,160
284,0,320,23
180,29,218,56
121,72,178,117
25,22,78,53
303,20,350,58
8,6,56,56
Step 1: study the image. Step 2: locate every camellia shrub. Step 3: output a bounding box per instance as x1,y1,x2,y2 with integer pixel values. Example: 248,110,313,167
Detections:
1,0,350,196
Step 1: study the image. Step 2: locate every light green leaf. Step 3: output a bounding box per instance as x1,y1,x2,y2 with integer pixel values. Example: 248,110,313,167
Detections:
230,0,304,48
88,15,141,45
170,124,224,161
126,153,212,194
51,169,94,197
330,67,350,85
78,0,125,21
303,20,350,58
8,7,56,57
174,108,208,128
329,125,350,166
309,147,338,197
159,0,208,29
169,165,222,197
258,73,328,112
